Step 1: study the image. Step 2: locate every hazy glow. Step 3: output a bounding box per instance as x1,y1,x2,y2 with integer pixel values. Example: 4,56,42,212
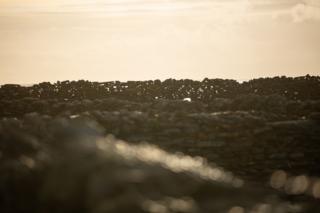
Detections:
0,0,319,84
96,134,243,185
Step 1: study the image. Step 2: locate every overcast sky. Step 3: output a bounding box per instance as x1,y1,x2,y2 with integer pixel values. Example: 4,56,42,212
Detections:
0,0,319,84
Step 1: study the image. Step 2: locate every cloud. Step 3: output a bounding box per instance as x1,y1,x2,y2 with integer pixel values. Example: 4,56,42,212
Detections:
270,0,320,22
291,1,320,22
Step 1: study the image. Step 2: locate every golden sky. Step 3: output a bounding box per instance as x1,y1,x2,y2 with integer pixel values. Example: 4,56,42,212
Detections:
0,0,319,84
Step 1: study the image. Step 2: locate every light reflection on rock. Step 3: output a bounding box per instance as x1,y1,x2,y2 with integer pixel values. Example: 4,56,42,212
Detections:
284,175,309,195
96,135,240,185
270,170,287,190
228,206,245,213
312,180,320,199
20,155,36,169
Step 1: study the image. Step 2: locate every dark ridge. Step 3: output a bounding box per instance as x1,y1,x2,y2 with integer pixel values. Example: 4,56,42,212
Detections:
1,75,319,101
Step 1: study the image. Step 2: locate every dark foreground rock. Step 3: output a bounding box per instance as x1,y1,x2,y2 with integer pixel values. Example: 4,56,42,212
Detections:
0,76,320,212
1,117,319,213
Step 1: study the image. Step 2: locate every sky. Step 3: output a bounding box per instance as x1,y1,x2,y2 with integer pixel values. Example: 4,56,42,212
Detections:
0,0,319,84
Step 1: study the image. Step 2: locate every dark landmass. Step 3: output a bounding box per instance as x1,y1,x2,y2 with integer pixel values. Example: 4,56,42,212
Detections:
0,76,320,212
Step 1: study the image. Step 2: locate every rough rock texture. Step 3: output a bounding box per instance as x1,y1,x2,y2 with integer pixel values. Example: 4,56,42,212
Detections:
0,76,320,212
